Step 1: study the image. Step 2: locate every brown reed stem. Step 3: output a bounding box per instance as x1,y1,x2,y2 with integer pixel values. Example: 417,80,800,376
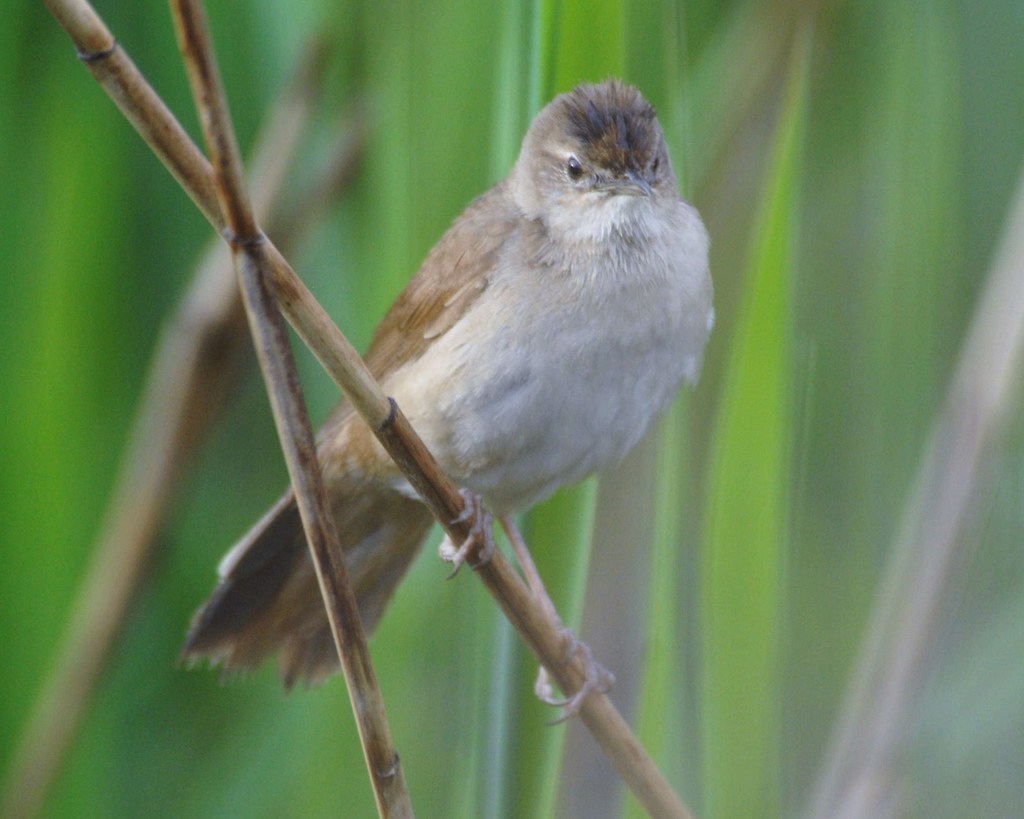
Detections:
169,0,412,816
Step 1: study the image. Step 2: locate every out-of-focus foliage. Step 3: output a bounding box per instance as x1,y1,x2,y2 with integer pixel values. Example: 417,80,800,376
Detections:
1,0,1022,817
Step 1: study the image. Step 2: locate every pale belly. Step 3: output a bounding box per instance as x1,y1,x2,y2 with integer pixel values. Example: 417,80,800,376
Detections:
448,329,689,512
389,274,704,514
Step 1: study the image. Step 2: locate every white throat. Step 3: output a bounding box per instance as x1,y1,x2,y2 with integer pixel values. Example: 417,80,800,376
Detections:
546,193,653,247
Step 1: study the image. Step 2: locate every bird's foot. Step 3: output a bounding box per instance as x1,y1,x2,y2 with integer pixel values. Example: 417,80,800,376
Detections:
439,489,495,578
534,629,615,723
496,516,615,720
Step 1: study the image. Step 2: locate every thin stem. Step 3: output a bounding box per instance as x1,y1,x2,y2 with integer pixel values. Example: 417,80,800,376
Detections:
169,1,412,816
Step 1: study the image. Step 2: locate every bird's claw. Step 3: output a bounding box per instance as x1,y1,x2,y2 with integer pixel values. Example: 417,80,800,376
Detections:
438,489,495,578
534,629,615,723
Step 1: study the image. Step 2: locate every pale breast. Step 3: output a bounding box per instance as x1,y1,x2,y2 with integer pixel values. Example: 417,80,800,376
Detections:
389,198,711,514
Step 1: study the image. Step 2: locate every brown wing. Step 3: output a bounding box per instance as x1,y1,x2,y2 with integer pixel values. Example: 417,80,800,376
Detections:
363,180,517,378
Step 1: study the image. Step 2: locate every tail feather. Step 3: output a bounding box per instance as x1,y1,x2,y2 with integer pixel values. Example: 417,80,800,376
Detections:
182,479,433,686
182,493,304,657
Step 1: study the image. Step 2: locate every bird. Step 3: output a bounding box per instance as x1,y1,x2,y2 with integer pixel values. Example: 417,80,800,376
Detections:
182,78,713,688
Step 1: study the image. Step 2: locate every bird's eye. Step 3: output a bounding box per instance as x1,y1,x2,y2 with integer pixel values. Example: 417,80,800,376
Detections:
566,156,584,180
651,156,660,174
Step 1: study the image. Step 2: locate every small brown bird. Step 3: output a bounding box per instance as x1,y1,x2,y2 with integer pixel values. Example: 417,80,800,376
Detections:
183,79,713,687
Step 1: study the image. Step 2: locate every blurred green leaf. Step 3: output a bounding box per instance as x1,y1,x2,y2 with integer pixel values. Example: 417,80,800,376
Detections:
700,26,808,819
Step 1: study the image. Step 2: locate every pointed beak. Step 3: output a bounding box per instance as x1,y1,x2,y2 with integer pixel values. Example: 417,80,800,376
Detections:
599,171,654,197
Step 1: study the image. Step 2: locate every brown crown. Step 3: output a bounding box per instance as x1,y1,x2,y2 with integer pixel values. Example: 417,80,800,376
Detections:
562,80,659,172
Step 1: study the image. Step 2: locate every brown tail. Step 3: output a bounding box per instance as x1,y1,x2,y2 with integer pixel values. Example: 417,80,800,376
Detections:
181,478,433,687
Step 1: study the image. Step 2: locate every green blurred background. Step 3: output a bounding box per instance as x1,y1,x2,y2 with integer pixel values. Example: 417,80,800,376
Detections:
2,0,1023,817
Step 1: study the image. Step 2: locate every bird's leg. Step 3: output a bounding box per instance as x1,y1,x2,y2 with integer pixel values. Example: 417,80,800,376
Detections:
439,489,496,578
498,515,615,721
498,514,559,621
